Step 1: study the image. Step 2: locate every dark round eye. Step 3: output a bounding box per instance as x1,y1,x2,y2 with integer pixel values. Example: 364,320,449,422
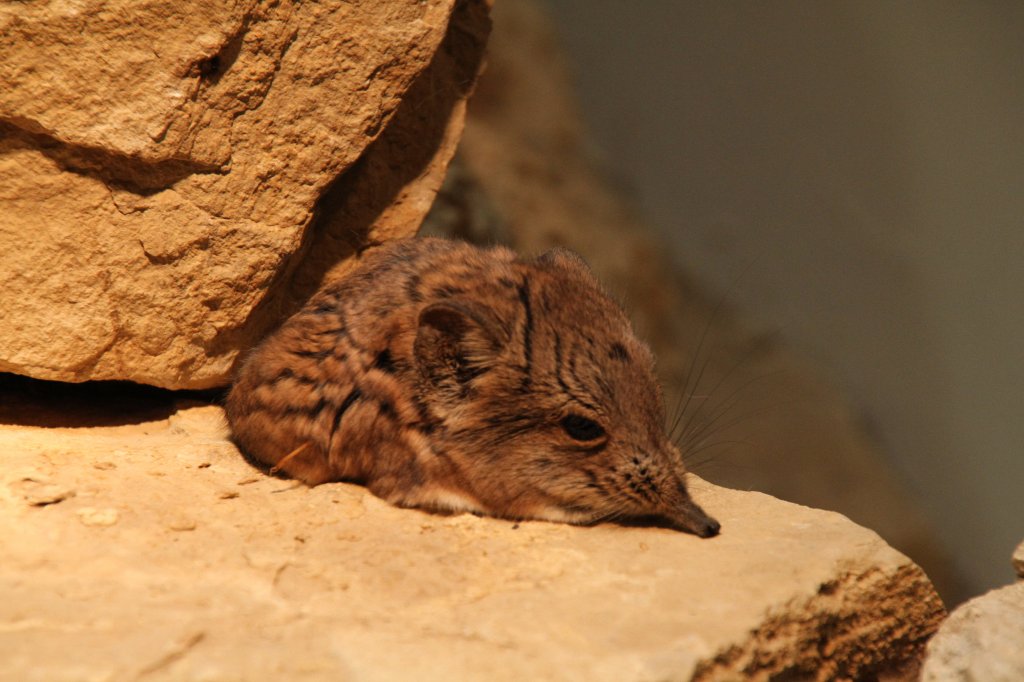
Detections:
560,414,606,441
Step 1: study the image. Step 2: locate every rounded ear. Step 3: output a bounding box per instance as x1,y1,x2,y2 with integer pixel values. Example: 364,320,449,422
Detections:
414,300,505,389
534,247,596,281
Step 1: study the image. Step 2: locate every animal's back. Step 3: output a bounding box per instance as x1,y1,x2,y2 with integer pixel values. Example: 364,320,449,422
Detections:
225,238,520,485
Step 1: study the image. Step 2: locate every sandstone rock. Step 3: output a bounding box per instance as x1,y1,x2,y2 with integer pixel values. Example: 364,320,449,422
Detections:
1013,540,1024,579
921,582,1024,682
422,0,965,603
0,388,945,681
0,0,489,389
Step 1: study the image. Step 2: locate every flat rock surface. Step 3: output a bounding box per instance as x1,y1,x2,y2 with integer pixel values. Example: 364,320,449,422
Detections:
0,388,944,681
922,581,1024,682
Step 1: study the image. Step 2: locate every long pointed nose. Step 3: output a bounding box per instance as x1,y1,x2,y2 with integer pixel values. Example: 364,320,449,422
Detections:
671,499,721,537
666,481,720,537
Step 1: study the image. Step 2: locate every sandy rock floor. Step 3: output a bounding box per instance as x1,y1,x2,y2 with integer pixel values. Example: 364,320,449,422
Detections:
0,381,942,681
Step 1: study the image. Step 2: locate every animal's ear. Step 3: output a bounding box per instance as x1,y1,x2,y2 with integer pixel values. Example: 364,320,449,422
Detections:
414,301,504,389
534,247,595,281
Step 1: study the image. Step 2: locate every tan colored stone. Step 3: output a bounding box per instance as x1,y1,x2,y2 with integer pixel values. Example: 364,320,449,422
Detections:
19,479,76,507
75,506,120,527
921,582,1024,682
423,0,965,603
1014,540,1024,579
0,396,944,681
0,0,489,388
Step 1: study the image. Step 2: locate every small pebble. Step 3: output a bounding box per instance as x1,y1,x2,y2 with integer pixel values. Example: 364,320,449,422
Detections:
77,507,119,527
167,518,197,532
218,491,239,500
24,484,76,507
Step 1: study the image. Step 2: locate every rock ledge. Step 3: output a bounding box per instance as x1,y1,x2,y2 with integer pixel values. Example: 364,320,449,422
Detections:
0,398,944,680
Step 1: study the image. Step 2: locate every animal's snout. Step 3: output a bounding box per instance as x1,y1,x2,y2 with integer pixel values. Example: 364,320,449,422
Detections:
667,481,721,538
672,502,720,538
693,515,720,538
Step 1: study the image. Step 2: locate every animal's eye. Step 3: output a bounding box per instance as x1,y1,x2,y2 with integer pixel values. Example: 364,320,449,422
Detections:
560,414,606,441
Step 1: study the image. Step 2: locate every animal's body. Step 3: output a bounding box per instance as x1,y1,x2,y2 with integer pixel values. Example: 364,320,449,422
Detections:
226,238,719,537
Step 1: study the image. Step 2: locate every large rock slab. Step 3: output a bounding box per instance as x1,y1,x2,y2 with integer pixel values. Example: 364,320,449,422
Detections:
922,581,1024,682
0,0,489,389
0,383,944,680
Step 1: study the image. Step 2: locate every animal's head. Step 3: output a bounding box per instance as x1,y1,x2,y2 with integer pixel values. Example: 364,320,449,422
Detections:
413,247,720,537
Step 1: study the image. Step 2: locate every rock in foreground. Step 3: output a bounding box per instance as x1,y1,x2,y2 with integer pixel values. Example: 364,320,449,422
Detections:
0,399,944,680
922,581,1024,682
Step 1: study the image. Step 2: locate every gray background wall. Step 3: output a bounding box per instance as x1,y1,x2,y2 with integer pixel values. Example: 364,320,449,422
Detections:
545,0,1023,596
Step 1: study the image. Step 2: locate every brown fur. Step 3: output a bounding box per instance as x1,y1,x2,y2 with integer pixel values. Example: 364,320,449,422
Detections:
226,238,720,537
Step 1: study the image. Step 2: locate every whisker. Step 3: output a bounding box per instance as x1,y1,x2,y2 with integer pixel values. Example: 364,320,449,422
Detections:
673,338,774,445
665,385,687,434
677,368,783,450
687,458,760,476
671,322,715,439
589,508,627,527
680,439,754,474
669,257,764,442
683,438,753,461
679,394,810,454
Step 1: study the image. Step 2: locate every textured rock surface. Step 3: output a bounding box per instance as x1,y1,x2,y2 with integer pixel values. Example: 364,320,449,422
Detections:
0,0,488,389
1013,540,1024,579
423,0,965,604
921,581,1024,682
0,382,944,681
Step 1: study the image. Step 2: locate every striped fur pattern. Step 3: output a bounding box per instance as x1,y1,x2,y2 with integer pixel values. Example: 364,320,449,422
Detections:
226,238,720,537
